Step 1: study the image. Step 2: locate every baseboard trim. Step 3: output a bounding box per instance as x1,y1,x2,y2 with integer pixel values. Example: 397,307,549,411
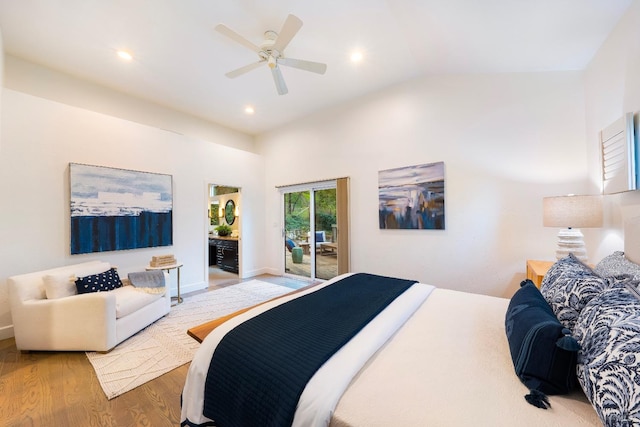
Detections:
243,267,277,278
177,281,207,296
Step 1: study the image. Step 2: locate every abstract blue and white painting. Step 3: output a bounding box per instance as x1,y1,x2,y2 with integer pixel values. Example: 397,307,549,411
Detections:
70,163,173,254
378,161,445,230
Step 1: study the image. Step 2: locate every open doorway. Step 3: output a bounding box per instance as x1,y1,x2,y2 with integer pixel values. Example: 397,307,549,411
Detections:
207,184,241,287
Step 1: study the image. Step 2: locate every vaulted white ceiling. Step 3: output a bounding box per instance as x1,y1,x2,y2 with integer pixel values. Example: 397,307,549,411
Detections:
0,0,632,135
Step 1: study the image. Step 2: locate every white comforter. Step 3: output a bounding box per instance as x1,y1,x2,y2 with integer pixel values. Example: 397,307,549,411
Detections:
180,273,434,426
331,288,601,427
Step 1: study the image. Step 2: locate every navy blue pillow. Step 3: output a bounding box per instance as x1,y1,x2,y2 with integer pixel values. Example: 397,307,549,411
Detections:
505,280,580,408
75,267,123,294
285,238,297,252
315,231,324,243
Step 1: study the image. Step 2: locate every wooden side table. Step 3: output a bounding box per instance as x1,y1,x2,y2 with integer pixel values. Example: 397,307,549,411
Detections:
526,260,554,288
146,262,183,305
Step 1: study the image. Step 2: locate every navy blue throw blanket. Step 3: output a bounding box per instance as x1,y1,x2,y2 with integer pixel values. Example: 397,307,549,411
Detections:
203,273,416,427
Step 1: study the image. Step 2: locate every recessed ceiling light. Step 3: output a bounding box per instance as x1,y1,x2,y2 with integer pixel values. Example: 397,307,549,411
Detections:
117,50,133,61
244,106,255,115
350,51,364,63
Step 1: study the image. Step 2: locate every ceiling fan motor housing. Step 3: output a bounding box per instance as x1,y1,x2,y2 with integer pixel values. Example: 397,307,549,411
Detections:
261,30,281,68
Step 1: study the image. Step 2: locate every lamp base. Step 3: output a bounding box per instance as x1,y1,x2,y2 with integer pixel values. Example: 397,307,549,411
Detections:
555,228,588,261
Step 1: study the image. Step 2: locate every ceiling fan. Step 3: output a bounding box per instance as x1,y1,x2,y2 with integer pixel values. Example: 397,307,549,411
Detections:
215,14,327,95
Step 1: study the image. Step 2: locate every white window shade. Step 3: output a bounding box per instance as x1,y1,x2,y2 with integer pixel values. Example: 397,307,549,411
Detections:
601,112,637,194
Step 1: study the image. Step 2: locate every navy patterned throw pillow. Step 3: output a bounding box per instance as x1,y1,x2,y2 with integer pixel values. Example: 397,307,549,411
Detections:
505,280,580,409
540,254,607,333
574,287,640,426
75,268,123,294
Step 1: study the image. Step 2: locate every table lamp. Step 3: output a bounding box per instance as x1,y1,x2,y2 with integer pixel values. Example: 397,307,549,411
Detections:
543,195,603,261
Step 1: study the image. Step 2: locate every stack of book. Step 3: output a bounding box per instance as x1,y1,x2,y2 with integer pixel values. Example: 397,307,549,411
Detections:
150,254,177,267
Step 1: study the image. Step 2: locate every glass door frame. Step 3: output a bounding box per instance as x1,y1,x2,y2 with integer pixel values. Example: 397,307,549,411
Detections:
280,180,336,281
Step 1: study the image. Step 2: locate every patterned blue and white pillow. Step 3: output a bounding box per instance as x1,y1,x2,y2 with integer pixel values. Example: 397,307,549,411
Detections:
595,251,640,281
573,287,640,426
75,267,123,294
540,254,608,333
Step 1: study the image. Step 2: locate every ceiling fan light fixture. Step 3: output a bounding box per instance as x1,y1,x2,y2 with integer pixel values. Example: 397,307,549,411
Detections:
268,56,277,69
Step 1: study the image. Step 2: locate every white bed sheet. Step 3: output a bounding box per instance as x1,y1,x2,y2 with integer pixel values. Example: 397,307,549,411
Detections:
181,273,433,426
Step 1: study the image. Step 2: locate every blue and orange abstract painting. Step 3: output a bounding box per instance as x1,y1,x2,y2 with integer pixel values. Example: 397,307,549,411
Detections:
378,161,445,230
70,163,173,254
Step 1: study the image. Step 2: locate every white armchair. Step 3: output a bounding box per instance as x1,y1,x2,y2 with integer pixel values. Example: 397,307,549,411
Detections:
8,261,170,352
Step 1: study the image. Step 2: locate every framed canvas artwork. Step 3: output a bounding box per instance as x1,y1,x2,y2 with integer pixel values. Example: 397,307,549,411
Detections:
378,161,445,230
70,163,173,254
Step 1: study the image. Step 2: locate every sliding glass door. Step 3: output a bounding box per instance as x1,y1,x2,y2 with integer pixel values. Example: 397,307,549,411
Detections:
313,188,337,280
283,182,343,281
284,190,311,279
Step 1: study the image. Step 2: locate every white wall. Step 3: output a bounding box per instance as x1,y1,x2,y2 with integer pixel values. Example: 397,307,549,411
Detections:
0,89,265,340
258,71,591,298
584,0,640,259
5,56,256,154
0,26,7,336
0,26,3,157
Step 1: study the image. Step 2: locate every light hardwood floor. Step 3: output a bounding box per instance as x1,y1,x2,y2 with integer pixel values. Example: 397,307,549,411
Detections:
0,273,314,427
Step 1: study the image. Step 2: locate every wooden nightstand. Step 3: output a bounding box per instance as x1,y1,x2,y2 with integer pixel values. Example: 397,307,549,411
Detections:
526,260,555,288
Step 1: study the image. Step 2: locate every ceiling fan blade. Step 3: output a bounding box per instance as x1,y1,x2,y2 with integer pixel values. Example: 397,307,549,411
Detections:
272,14,303,53
225,60,267,78
215,23,261,53
278,57,327,75
271,66,288,95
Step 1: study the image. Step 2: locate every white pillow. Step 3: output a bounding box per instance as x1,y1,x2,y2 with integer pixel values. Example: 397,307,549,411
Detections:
43,262,111,299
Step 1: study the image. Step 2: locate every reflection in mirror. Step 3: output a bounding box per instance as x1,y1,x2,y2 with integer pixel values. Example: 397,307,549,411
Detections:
225,199,236,225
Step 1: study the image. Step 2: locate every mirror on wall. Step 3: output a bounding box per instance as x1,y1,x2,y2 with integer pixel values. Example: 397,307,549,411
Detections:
225,199,236,225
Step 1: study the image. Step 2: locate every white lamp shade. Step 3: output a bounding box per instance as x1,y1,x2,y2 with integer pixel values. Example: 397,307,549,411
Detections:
543,195,603,228
543,194,603,261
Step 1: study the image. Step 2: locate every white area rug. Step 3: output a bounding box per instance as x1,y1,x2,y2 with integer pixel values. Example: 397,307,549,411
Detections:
86,280,292,399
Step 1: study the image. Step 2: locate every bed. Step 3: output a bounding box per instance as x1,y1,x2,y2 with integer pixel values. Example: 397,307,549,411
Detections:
181,219,640,427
